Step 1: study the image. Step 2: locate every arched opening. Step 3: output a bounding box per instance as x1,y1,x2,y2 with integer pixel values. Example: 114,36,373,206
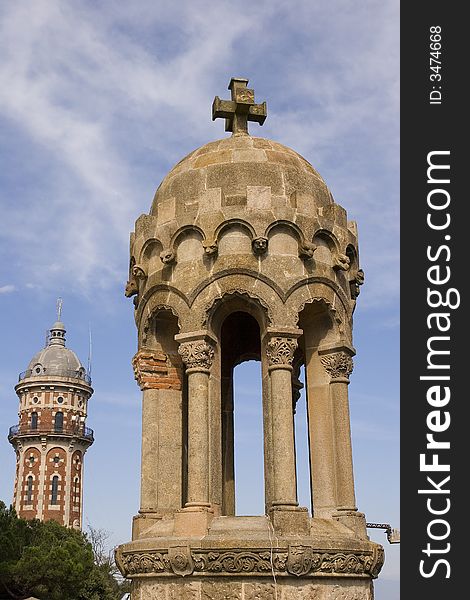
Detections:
31,412,38,430
51,475,59,504
293,365,313,513
26,476,33,504
54,412,63,432
233,360,264,515
220,311,263,516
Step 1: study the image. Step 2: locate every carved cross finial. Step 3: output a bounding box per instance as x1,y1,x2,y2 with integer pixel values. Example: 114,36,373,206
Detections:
212,77,267,136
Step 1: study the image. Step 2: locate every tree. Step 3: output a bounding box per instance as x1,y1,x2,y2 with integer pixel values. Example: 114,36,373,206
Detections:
0,502,129,600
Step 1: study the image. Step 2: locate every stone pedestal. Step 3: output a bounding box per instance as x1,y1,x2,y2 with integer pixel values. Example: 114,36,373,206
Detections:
116,516,383,600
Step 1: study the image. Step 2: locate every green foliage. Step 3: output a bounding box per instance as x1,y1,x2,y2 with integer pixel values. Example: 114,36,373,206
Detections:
0,501,128,600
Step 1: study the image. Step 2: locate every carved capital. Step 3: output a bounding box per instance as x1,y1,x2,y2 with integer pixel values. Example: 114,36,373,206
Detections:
178,341,215,371
320,351,354,381
266,337,297,367
132,350,182,390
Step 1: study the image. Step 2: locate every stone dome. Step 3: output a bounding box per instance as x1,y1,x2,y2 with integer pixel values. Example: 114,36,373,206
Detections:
23,321,88,381
150,135,333,217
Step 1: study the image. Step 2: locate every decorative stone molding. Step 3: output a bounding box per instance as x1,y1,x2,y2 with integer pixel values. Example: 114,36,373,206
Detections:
320,352,354,381
132,350,182,391
266,337,297,367
169,546,194,577
116,546,384,579
178,341,215,371
252,237,268,255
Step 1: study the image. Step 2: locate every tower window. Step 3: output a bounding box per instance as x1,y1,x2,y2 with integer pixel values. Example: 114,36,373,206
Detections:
31,412,38,430
26,476,33,504
54,412,64,432
51,476,59,504
57,396,64,404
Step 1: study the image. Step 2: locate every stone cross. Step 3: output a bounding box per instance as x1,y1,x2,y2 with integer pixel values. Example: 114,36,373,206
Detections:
212,77,267,135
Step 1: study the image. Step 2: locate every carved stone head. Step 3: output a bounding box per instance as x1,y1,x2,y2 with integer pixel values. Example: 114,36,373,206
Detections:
160,249,176,265
202,240,218,256
299,242,316,260
124,279,138,298
252,237,268,255
334,253,351,271
132,264,147,279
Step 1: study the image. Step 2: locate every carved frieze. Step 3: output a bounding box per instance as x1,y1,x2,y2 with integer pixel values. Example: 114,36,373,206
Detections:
117,546,382,579
178,341,215,371
132,350,182,391
320,352,354,381
266,337,297,367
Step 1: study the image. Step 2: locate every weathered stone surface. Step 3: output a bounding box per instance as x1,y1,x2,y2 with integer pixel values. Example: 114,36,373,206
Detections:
119,78,383,600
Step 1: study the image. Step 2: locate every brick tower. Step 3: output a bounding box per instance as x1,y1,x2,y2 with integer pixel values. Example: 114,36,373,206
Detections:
8,306,94,529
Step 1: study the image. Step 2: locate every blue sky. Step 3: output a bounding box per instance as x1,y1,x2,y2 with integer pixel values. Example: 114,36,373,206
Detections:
0,1,399,597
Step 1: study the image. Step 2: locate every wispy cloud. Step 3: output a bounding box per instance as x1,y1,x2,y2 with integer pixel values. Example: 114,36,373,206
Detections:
0,0,399,309
0,285,16,294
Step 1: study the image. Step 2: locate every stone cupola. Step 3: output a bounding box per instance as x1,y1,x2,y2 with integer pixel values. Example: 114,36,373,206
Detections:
117,78,381,600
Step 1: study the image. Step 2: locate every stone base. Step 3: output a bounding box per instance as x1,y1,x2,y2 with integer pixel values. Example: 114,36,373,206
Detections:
116,516,383,600
332,511,368,540
269,505,310,536
173,507,215,536
131,577,374,599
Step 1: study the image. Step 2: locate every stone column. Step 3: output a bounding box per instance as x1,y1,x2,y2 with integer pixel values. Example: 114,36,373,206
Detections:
132,349,183,538
177,335,215,509
319,346,366,537
265,329,309,534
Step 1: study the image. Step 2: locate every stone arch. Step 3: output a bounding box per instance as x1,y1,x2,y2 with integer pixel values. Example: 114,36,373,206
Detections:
171,226,205,265
204,289,271,334
140,238,164,276
265,221,303,258
215,219,256,257
312,229,340,268
286,278,351,330
190,272,287,331
346,243,359,272
138,286,190,343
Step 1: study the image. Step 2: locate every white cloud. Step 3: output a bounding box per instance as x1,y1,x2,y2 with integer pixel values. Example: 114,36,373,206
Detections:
0,284,16,294
0,0,399,309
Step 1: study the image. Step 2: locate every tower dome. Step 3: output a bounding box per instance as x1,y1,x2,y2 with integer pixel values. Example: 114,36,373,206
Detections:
24,320,87,381
151,135,333,219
